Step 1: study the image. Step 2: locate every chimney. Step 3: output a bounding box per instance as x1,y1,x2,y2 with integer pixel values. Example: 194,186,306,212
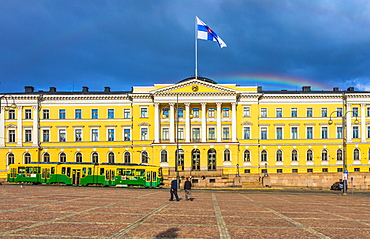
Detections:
49,87,56,93
82,86,89,93
302,86,311,92
347,87,354,92
104,87,111,93
25,86,34,93
333,87,339,92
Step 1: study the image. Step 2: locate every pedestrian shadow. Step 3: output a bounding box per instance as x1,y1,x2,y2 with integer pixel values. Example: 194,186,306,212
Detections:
155,227,179,238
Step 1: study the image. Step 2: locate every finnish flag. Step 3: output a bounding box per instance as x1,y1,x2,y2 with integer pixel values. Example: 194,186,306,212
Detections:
196,16,227,48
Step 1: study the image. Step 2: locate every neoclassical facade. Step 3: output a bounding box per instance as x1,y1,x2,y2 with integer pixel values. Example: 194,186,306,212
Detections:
1,77,370,181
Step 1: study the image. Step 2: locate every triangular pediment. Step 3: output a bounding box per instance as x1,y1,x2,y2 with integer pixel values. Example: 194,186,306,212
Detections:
151,79,237,95
241,121,253,126
5,124,17,128
138,122,151,126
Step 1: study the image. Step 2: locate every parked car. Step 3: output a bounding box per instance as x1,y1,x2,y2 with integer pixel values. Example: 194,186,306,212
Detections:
330,182,344,190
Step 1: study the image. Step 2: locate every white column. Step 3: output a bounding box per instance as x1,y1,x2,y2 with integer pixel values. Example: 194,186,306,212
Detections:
217,102,222,142
0,107,5,146
232,103,237,141
201,102,207,142
17,106,22,146
154,103,160,143
185,103,190,142
32,105,38,146
347,104,352,142
361,103,366,142
169,103,175,143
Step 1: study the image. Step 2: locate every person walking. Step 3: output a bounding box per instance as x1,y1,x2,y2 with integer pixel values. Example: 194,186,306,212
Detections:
169,177,180,201
184,177,193,201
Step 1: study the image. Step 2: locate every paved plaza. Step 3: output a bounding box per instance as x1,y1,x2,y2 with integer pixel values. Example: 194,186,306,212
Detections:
0,185,370,238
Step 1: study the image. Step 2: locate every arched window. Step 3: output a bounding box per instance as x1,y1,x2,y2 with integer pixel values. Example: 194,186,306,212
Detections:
276,149,282,161
108,152,115,163
141,151,148,164
7,153,15,165
208,148,216,170
322,149,328,161
43,153,50,162
24,152,31,164
261,150,267,162
76,152,82,162
307,149,313,161
92,152,99,163
244,150,250,162
223,149,231,161
160,150,167,163
192,149,200,170
124,151,131,163
354,148,360,160
337,149,342,161
59,152,66,162
291,149,298,161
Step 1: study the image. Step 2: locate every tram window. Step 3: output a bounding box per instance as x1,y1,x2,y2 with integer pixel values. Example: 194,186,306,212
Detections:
146,172,151,181
62,167,66,175
117,168,123,176
124,169,132,176
51,167,55,174
136,169,145,176
26,167,32,173
88,168,92,175
83,168,87,175
153,172,157,181
159,168,162,177
100,168,104,175
67,167,71,177
18,167,26,174
105,171,109,180
111,171,115,180
35,167,40,173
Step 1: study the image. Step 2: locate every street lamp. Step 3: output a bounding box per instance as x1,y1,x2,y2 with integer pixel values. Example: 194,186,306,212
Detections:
0,95,17,113
328,109,359,195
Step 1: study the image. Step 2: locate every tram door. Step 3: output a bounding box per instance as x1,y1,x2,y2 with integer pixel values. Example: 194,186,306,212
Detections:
72,169,81,185
146,171,156,187
8,168,17,182
105,170,115,186
41,167,50,184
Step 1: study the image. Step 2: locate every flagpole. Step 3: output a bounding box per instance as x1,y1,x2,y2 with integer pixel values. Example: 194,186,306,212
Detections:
195,15,198,80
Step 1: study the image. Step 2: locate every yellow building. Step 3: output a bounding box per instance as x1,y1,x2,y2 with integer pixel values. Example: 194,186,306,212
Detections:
1,77,370,187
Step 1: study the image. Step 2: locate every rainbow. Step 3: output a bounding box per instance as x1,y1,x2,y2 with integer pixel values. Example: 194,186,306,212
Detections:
214,74,333,91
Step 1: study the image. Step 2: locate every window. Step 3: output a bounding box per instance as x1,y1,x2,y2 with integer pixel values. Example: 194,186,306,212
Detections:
124,151,131,163
141,151,148,164
59,152,66,163
337,168,343,172
24,152,31,164
9,109,16,119
160,150,168,162
292,169,298,173
277,169,283,173
192,108,199,117
261,127,267,139
337,127,343,139
306,127,313,139
8,130,15,143
336,108,343,117
92,109,98,119
25,129,32,142
108,152,115,163
108,109,114,119
354,168,360,172
141,128,148,140
276,108,282,117
261,108,267,117
322,149,328,161
43,129,49,142
307,149,313,161
59,109,66,119
353,126,359,138
59,129,66,142
276,149,282,161
244,150,250,162
222,108,230,117
322,168,328,173
208,108,215,118
7,153,15,165
261,150,267,162
321,108,327,117
162,128,169,140
354,148,360,160
25,109,32,119
222,127,230,140
276,127,283,139
291,149,298,161
75,152,82,163
352,107,358,117
177,128,184,140
192,128,200,141
243,127,250,139
140,108,148,118
177,108,184,118
75,129,82,142
75,109,82,119
162,108,169,118
92,152,99,163
306,108,313,117
368,126,370,138
224,149,231,161
307,168,313,173
243,106,250,117
321,127,328,139
208,128,215,140
244,169,250,173
337,149,342,161
291,108,297,117
124,109,130,119
91,129,99,141
291,127,298,139
123,129,131,141
107,129,115,141
367,107,370,117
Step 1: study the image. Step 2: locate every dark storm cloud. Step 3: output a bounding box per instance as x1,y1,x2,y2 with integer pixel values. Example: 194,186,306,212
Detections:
1,0,370,93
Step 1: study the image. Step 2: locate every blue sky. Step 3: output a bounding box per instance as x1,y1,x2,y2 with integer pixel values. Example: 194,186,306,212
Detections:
1,0,370,93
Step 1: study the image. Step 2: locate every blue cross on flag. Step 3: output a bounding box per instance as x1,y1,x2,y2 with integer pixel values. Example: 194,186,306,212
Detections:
196,16,227,48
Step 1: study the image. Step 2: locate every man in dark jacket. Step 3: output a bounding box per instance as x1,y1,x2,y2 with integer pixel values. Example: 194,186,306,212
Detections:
169,178,180,201
184,177,193,201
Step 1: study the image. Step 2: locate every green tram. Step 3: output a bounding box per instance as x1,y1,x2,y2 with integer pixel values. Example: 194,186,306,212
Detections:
7,162,163,188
